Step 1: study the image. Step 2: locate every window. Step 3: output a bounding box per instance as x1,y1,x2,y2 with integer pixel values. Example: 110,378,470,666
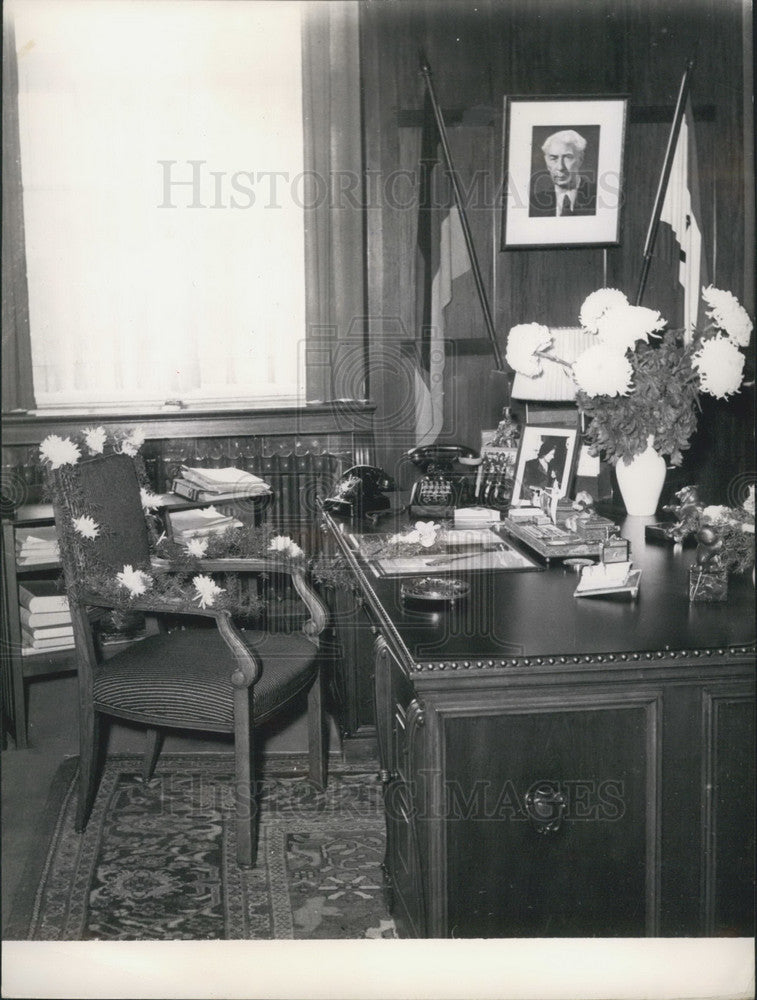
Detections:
13,0,306,409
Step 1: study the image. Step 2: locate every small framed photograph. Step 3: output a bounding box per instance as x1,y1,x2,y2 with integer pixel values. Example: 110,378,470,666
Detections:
501,95,628,250
511,425,579,507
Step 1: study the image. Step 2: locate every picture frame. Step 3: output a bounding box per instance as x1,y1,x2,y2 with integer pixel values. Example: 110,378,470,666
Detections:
511,425,579,507
501,95,628,250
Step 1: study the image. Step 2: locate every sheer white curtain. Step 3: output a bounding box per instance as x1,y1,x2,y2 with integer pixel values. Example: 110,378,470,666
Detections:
13,0,306,409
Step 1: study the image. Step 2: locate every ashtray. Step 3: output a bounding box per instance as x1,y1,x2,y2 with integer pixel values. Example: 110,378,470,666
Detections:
400,576,470,605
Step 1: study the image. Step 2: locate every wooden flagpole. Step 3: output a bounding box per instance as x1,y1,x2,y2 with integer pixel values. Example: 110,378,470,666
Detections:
419,52,505,372
635,58,695,306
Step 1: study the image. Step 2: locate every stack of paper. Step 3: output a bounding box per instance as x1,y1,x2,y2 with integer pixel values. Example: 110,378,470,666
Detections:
15,526,60,566
18,580,74,655
175,466,270,500
168,505,243,544
453,507,502,529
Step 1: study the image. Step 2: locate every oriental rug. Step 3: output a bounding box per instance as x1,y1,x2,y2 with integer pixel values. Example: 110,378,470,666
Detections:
6,755,397,941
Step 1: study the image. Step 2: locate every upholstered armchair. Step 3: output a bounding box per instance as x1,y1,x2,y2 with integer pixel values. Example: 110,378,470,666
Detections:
43,443,327,868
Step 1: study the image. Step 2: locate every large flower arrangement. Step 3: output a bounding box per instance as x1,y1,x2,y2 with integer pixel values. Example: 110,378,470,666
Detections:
506,286,752,465
39,426,303,616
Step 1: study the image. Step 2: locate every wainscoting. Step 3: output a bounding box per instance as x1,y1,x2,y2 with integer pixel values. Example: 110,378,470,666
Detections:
1,402,376,536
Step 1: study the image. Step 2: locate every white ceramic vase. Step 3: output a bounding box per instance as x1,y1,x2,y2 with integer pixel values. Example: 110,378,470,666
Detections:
615,436,667,516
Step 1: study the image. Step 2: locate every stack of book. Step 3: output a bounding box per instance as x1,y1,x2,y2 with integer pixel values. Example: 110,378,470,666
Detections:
15,526,60,566
18,580,74,656
172,466,270,502
168,506,244,545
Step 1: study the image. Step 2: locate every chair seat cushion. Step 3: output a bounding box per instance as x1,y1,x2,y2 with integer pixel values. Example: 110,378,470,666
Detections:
93,627,318,731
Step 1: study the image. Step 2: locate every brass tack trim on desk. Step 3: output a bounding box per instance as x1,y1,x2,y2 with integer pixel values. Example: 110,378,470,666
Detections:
411,644,755,672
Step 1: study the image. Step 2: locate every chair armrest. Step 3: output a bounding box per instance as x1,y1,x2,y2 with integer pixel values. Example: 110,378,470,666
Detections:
77,589,260,689
150,555,328,640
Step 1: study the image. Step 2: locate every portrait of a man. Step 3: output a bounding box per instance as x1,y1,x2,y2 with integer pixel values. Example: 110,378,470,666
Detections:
528,126,598,218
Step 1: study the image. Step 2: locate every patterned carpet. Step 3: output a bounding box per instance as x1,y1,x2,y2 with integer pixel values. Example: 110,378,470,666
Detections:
6,754,397,941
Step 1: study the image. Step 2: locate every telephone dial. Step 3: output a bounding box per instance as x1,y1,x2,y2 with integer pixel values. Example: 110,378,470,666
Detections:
321,465,396,519
407,444,480,518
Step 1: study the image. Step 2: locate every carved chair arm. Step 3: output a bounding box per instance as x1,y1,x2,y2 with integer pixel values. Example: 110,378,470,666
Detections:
76,589,260,689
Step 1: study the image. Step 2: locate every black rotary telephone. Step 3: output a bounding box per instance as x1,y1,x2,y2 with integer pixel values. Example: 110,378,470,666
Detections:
321,465,396,519
407,444,480,518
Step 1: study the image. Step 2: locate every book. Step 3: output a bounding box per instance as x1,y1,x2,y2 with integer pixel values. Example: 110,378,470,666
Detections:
170,477,269,503
19,607,72,629
179,466,270,494
16,549,60,566
21,633,76,650
21,639,76,657
16,526,60,564
22,624,75,641
168,506,243,541
18,580,69,614
15,525,58,550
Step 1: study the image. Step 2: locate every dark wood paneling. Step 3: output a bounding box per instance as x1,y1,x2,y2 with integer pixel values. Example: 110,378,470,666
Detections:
361,0,752,489
702,689,756,936
443,696,658,937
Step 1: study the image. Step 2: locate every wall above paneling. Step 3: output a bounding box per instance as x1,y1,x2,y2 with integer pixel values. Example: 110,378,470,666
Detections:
361,0,753,494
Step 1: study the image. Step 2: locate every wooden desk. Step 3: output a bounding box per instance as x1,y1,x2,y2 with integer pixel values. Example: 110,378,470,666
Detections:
321,509,755,938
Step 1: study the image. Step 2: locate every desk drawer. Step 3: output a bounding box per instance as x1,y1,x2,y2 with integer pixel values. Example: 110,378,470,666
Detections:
443,696,656,937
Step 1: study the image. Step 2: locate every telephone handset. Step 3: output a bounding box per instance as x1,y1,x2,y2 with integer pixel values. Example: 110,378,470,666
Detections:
321,465,396,519
407,444,480,517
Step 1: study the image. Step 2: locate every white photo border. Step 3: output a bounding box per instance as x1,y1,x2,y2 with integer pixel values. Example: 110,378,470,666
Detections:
501,95,628,249
511,424,579,506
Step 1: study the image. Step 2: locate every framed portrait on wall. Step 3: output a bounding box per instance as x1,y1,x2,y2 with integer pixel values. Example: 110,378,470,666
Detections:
511,425,579,507
501,96,628,250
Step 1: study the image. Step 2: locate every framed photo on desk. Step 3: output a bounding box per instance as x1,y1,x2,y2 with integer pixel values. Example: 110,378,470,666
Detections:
501,95,627,249
511,424,578,506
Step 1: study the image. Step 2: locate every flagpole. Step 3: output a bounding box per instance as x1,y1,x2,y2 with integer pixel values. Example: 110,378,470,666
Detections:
419,52,505,372
635,58,695,306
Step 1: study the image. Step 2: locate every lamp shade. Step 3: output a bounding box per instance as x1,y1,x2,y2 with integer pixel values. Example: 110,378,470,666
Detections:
511,327,594,401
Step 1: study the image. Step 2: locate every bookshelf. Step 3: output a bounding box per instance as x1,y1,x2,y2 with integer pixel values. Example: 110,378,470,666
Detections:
1,505,75,749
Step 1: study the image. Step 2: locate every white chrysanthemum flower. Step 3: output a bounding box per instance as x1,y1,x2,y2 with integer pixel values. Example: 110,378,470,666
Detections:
121,427,146,457
701,505,732,523
83,426,107,454
692,335,745,399
414,520,439,547
186,537,208,558
140,488,159,511
193,574,224,609
743,485,755,518
116,564,150,597
572,345,634,397
269,534,292,553
594,303,667,352
72,515,100,540
505,323,553,377
269,535,303,558
702,285,753,347
39,435,81,470
402,529,421,545
579,288,629,333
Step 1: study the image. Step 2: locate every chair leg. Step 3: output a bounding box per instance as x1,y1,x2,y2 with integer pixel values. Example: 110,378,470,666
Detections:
234,687,256,868
307,668,327,791
142,728,164,782
76,707,102,833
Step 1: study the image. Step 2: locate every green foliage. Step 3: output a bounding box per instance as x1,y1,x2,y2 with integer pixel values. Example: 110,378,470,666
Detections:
576,330,700,465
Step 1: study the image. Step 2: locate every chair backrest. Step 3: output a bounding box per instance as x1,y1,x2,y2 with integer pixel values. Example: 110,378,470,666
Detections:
49,452,151,593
